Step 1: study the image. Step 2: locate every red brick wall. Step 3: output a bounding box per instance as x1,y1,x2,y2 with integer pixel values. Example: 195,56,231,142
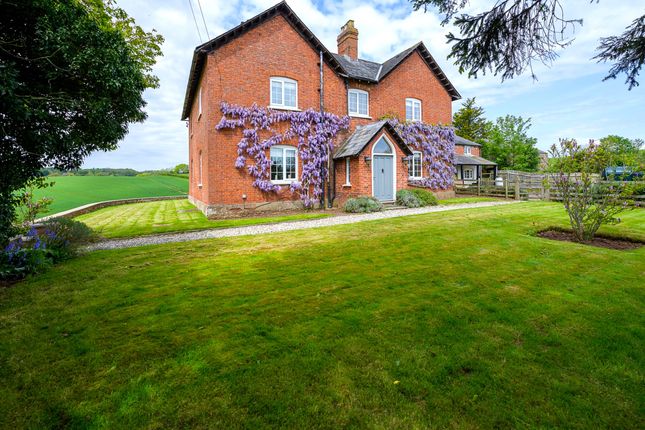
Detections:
188,14,454,208
455,145,481,156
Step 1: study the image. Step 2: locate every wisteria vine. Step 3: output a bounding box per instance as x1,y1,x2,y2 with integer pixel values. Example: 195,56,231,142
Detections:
387,118,456,190
216,103,350,207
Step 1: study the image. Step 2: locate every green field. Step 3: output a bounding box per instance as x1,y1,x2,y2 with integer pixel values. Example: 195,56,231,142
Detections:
33,175,188,215
1,202,643,428
77,199,331,238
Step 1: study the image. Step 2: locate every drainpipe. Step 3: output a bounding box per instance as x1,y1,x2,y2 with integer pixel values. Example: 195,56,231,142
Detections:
318,50,326,209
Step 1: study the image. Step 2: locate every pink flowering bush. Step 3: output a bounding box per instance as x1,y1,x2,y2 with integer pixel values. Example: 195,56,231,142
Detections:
216,103,349,208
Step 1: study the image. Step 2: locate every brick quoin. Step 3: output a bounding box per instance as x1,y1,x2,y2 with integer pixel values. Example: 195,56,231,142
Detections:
183,3,462,215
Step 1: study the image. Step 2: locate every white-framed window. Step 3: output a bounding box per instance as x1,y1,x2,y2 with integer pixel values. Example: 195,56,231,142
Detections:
270,77,298,109
464,168,474,180
348,89,369,117
270,145,297,184
409,151,422,178
198,87,202,118
405,98,422,122
464,146,472,155
198,151,203,187
344,157,351,185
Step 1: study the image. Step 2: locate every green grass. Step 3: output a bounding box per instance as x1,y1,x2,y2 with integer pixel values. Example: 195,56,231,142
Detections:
1,202,643,428
34,175,188,215
440,196,500,205
76,199,331,238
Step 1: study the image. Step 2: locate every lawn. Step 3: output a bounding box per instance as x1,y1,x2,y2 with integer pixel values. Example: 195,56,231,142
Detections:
76,199,331,238
1,202,643,428
439,196,500,205
34,175,188,216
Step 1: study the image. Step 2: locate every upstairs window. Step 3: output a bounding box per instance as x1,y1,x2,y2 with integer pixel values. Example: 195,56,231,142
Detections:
464,146,472,155
270,77,298,109
348,89,369,117
405,98,421,122
409,151,422,178
270,146,297,183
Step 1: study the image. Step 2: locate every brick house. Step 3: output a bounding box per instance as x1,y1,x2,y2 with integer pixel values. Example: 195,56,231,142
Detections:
181,1,463,216
454,136,497,184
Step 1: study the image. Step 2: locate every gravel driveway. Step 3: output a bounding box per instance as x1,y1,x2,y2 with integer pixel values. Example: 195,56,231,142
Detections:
86,200,519,251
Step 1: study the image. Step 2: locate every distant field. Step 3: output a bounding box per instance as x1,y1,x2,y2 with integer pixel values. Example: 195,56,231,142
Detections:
33,175,188,216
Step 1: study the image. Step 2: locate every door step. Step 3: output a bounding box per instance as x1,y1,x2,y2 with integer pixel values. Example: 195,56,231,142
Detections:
382,204,407,211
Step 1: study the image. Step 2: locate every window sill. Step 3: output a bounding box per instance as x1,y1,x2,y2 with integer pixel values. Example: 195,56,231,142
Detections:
271,180,297,185
269,105,301,112
408,176,423,180
349,114,372,119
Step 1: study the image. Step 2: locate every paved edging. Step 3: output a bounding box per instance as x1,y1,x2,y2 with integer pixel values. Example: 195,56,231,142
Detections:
85,200,520,251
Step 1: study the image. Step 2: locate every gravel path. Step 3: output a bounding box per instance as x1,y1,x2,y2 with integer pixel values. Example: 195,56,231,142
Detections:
86,200,520,251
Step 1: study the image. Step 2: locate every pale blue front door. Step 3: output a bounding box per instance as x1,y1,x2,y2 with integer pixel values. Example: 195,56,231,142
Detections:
373,154,394,201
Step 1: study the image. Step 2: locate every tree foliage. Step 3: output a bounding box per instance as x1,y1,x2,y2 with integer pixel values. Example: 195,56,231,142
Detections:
452,97,491,142
0,0,163,244
482,115,540,171
598,135,644,167
411,0,644,88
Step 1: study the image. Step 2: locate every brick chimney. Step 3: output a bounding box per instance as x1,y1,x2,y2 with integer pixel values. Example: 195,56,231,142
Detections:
337,20,358,60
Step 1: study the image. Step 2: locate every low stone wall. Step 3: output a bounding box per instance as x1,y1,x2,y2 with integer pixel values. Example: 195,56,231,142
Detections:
36,195,187,221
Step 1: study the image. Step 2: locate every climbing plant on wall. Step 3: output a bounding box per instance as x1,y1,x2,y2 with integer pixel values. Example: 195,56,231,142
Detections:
216,103,350,207
387,118,456,189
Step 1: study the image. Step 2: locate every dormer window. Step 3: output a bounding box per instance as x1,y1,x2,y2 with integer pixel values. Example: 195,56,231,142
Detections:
405,98,421,122
464,146,472,155
270,77,298,110
348,89,369,117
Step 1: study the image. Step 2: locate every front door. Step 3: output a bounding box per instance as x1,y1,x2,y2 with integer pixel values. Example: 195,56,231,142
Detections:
373,154,394,201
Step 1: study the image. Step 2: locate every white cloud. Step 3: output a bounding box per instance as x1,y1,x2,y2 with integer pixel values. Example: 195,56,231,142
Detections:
83,0,645,169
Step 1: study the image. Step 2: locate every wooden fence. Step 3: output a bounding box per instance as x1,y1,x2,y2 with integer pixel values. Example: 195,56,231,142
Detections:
454,171,644,205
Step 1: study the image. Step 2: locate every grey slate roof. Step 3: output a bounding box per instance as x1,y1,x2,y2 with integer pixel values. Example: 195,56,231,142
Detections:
455,135,481,147
333,121,411,159
454,155,497,166
332,54,381,81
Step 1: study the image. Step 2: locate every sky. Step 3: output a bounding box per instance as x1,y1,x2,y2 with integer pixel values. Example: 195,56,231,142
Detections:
83,0,645,169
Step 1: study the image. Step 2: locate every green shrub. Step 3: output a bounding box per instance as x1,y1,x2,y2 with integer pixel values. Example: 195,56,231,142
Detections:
410,188,438,206
344,196,384,213
396,190,422,208
41,218,96,260
1,227,53,281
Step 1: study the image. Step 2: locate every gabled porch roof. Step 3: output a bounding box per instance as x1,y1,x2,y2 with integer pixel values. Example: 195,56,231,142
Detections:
333,121,412,159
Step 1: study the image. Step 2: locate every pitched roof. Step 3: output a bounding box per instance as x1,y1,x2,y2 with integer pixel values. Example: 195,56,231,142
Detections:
454,155,497,166
333,121,411,159
181,1,345,120
455,135,481,147
182,1,461,119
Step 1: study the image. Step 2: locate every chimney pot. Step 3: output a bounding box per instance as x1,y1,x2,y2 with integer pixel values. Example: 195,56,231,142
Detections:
337,20,358,60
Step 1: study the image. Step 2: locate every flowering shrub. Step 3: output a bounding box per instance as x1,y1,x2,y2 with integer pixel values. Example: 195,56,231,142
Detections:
1,227,52,280
387,118,455,190
1,219,95,281
216,103,350,208
549,139,633,241
344,196,384,213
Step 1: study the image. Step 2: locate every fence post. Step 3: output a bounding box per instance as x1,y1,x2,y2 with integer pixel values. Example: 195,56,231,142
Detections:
514,179,520,200
505,174,509,199
477,178,481,196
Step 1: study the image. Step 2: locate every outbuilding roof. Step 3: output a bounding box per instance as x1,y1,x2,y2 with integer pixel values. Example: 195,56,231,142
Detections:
455,135,481,147
333,121,411,159
454,155,497,166
181,1,460,119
